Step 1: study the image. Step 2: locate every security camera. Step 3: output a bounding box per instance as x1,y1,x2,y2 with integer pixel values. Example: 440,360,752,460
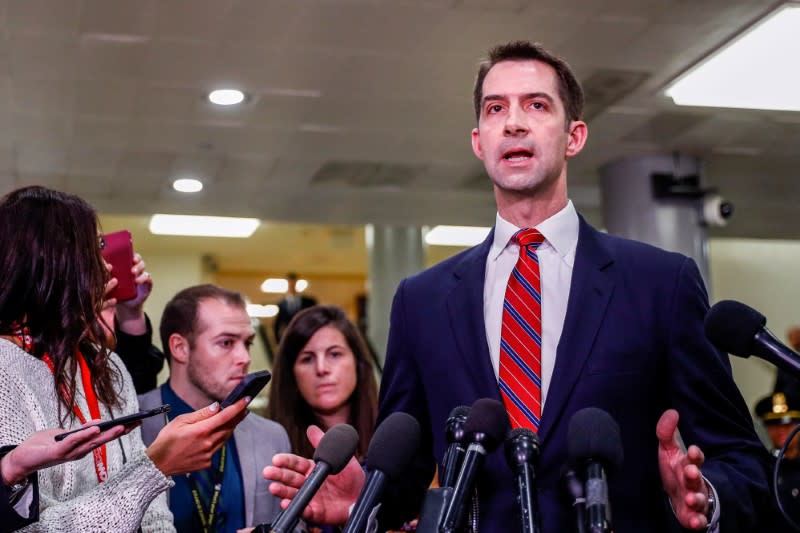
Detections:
702,195,734,227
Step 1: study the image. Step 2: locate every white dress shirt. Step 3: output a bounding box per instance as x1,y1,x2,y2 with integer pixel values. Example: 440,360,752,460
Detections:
484,200,579,407
482,200,720,530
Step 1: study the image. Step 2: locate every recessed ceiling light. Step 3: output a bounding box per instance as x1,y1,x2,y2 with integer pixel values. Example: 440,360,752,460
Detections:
149,214,259,238
666,4,800,111
260,278,289,293
208,89,246,106
172,178,203,193
246,303,279,318
424,225,491,247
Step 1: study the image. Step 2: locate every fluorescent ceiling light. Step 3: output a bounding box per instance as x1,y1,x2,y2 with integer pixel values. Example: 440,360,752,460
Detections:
425,225,491,247
208,88,246,106
172,178,203,193
260,278,308,293
149,214,259,238
666,4,800,111
246,304,278,318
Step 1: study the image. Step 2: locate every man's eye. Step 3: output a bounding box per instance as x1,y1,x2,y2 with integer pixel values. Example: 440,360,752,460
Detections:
487,104,503,114
531,102,545,110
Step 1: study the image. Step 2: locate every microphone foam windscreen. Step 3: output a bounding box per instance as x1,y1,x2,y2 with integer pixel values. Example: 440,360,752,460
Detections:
313,423,359,474
365,412,421,479
567,407,624,472
449,405,471,420
704,300,766,356
463,398,510,451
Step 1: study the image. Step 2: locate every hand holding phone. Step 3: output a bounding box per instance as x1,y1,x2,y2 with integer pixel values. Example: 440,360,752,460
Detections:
101,230,137,302
220,370,271,409
54,405,171,441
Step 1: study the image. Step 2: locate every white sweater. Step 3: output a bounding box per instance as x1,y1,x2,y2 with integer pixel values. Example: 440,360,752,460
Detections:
0,338,175,533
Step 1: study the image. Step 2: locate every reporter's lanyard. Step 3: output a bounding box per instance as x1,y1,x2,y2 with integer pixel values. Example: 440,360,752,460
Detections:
9,325,109,484
41,351,109,483
187,444,226,533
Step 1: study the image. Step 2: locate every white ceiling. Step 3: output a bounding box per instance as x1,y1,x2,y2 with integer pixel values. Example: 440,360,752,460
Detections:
1,0,798,239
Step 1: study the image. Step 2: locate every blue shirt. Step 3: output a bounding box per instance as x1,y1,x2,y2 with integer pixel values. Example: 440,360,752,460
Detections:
162,383,245,533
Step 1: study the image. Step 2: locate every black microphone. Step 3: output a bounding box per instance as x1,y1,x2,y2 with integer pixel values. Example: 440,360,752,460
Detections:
342,412,421,533
563,468,588,533
270,424,359,533
504,427,542,533
440,398,510,533
440,405,470,488
567,408,624,533
705,299,800,375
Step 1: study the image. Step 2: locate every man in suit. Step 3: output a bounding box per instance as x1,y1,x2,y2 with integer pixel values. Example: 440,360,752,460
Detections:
273,273,318,344
264,41,770,532
139,284,291,532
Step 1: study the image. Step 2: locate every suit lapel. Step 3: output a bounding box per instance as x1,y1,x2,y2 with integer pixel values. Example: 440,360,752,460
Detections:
235,422,256,526
538,218,615,445
446,230,502,400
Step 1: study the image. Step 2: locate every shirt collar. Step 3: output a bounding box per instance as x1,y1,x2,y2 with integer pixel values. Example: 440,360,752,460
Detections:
489,200,579,264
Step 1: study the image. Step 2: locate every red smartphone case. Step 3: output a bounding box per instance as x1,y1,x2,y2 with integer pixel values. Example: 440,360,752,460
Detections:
101,230,137,302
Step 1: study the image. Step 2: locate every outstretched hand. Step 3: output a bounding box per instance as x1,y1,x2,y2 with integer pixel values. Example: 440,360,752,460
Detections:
263,425,365,526
147,398,249,476
0,423,127,485
657,409,711,530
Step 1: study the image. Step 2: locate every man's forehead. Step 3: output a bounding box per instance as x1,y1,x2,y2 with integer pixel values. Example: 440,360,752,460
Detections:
195,298,254,336
482,59,559,95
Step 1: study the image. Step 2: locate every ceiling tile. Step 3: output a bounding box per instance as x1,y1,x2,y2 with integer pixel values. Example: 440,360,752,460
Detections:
79,0,158,37
6,0,80,35
11,79,74,114
143,40,219,85
74,79,138,118
77,39,149,80
154,0,231,42
9,34,79,79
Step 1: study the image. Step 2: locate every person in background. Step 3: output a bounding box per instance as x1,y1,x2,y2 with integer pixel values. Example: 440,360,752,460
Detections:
268,305,377,461
139,284,292,532
101,251,166,394
273,273,318,344
1,424,126,532
0,186,251,532
755,392,800,530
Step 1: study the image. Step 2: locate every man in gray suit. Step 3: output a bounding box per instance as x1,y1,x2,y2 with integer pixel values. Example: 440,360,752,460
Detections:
139,284,289,532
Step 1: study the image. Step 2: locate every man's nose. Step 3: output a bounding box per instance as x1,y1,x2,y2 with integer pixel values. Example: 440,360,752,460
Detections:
504,104,529,135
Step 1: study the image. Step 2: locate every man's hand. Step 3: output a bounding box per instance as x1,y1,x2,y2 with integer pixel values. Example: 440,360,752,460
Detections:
1,423,127,485
657,409,710,530
146,398,249,477
263,425,366,525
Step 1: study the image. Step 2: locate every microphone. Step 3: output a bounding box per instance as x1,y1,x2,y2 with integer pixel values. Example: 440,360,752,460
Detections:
504,428,542,533
705,300,800,375
342,412,421,533
270,424,359,533
440,398,510,533
440,405,470,488
563,468,588,533
567,408,624,533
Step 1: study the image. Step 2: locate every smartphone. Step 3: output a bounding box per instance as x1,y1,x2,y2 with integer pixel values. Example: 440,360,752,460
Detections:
220,370,271,409
54,404,171,442
100,230,137,302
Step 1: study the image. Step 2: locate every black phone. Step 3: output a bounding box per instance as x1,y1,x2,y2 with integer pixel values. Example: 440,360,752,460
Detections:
54,404,171,442
220,370,271,409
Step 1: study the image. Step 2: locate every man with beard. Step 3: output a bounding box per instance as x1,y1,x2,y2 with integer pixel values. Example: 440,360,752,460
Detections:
139,284,291,532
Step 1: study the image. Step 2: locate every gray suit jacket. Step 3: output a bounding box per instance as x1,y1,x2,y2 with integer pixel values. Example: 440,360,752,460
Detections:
138,386,290,528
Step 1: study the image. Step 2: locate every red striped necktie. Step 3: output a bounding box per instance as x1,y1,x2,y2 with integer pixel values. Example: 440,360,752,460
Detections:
499,228,545,431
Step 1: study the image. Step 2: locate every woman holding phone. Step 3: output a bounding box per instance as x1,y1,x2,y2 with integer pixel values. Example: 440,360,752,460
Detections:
0,186,250,532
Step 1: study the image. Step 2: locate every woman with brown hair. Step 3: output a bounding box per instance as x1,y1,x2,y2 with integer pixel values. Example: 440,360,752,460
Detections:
0,186,249,532
268,305,378,461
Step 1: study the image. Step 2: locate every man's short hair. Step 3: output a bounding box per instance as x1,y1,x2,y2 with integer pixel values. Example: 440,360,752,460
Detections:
473,41,584,127
159,284,247,361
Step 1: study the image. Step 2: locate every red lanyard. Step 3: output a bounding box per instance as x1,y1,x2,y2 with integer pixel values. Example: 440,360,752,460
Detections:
41,351,109,483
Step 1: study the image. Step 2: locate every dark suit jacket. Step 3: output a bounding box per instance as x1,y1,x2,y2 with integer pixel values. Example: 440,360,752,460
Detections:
377,217,770,533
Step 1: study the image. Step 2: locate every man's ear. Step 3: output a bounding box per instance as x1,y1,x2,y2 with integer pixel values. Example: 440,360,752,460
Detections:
168,333,190,364
471,127,484,161
565,120,588,158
